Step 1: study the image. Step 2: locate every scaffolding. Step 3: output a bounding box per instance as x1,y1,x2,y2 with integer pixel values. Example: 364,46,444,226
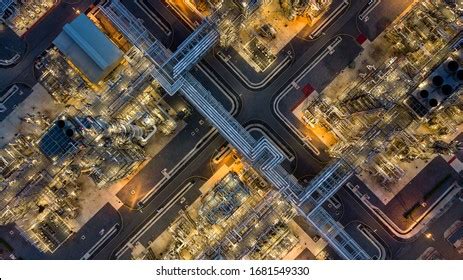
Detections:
99,0,370,260
98,0,156,53
0,0,13,17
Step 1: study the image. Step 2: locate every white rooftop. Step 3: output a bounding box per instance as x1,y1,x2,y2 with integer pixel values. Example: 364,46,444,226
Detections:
53,14,123,83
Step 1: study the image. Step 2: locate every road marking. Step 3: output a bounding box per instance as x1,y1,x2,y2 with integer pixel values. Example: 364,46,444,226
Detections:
161,168,171,179
247,124,295,161
291,81,300,89
0,85,23,113
81,224,119,260
449,157,463,173
357,224,386,260
219,51,292,90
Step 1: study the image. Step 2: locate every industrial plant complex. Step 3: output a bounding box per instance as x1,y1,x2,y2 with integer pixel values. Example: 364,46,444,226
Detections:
0,0,462,261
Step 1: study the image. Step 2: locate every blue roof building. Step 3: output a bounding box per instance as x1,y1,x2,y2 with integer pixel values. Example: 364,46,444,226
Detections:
53,14,123,83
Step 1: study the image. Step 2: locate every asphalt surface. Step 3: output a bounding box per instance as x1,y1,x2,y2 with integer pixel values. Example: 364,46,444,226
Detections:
0,83,32,122
356,156,460,231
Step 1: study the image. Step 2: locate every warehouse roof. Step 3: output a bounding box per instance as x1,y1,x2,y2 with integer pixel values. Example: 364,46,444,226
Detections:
53,14,123,83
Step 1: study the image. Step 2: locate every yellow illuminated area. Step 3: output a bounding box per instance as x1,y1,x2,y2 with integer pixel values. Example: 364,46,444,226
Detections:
3,0,463,264
168,0,332,71
167,0,207,26
136,152,313,260
87,10,132,52
295,0,463,239
234,1,315,55
307,122,338,148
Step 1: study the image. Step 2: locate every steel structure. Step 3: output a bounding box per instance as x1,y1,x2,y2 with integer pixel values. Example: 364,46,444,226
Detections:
99,0,370,260
164,17,220,78
0,0,13,16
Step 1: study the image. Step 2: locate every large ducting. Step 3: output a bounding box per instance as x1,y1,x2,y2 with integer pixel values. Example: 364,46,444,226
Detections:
56,119,66,128
429,98,439,108
55,118,76,139
419,89,429,99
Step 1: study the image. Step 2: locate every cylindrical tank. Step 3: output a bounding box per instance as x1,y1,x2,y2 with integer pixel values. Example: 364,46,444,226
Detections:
56,119,76,138
65,128,75,138
441,84,453,96
445,60,459,73
432,75,444,87
56,119,66,128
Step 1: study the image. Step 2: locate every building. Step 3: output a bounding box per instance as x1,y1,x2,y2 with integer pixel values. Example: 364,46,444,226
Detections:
53,14,123,84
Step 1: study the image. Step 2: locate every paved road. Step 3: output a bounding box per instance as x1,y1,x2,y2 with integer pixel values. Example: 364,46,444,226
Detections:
336,179,463,260
88,0,418,259
0,24,26,62
0,0,96,91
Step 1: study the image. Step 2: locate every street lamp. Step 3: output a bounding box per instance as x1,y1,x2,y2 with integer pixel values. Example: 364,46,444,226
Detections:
425,232,434,241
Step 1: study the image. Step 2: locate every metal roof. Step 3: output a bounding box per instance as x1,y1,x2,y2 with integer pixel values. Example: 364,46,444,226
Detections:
53,14,123,83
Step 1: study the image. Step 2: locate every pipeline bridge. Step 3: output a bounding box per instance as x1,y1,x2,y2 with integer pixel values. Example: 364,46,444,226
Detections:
99,0,371,260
